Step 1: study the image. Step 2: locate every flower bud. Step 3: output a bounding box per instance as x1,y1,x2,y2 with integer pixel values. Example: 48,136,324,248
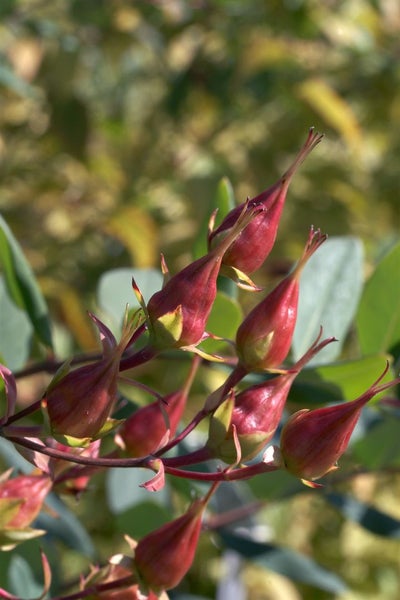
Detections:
280,367,400,482
235,227,326,372
143,204,260,351
0,471,52,529
208,334,335,463
134,499,205,592
43,313,135,443
209,128,323,276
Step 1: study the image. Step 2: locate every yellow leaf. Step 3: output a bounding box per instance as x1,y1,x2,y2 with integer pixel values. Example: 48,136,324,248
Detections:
40,278,99,350
297,78,362,152
105,206,158,267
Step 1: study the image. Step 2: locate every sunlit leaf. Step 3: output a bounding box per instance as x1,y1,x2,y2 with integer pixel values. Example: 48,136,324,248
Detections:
104,206,158,268
0,215,52,348
0,277,33,370
199,292,242,354
292,236,364,365
193,177,236,260
292,353,394,406
297,78,363,152
97,267,163,332
356,242,400,358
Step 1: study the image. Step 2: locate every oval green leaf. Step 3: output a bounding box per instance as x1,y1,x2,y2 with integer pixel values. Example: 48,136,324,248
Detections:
0,276,33,370
200,291,243,354
97,267,163,331
292,236,364,365
292,353,394,406
7,555,44,599
193,177,236,260
356,241,400,357
0,214,52,348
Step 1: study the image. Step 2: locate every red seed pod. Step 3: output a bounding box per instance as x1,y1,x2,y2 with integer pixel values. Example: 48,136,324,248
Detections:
134,500,205,592
280,367,400,482
235,227,326,372
0,471,52,529
209,128,323,275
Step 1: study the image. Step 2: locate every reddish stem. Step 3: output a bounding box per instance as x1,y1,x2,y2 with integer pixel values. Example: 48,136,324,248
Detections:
163,461,279,482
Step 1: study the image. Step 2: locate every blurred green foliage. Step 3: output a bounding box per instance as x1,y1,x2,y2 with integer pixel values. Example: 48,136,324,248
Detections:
1,1,399,302
1,1,400,599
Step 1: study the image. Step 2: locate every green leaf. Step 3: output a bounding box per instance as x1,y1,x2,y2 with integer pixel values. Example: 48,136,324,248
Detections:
218,530,347,594
292,236,364,365
193,177,236,259
0,276,33,370
325,492,400,538
106,467,169,514
36,493,95,558
352,416,400,469
356,242,400,357
292,353,394,406
97,267,163,332
7,555,44,599
0,214,53,348
247,469,303,502
115,501,171,540
0,438,35,472
199,291,243,354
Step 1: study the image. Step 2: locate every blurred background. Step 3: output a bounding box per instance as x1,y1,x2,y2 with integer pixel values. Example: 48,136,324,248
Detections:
1,0,399,313
1,1,400,599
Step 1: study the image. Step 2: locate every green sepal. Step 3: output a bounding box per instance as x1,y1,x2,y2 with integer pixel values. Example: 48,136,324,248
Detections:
0,497,23,528
53,418,124,448
0,526,47,551
151,305,184,348
45,359,72,394
53,433,93,448
95,417,124,438
239,331,275,371
219,264,262,292
236,431,271,463
207,393,235,455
